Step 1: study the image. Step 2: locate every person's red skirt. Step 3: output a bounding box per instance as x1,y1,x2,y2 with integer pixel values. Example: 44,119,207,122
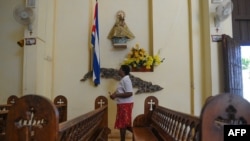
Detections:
114,103,133,129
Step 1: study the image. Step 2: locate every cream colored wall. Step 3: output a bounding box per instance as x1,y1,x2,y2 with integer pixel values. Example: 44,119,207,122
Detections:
0,0,24,103
209,1,233,98
1,0,233,136
152,0,191,112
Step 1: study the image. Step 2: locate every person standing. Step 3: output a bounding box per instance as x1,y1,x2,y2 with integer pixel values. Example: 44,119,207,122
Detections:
109,65,133,141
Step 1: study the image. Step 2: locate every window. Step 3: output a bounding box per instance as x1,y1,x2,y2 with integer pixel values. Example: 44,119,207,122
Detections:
241,46,250,101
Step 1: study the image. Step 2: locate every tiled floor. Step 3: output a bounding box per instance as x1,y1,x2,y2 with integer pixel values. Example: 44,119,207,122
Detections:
108,137,132,141
108,132,133,141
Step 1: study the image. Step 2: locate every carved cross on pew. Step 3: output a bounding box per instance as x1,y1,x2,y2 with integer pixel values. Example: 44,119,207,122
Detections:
57,99,64,105
214,105,247,128
148,99,155,111
98,99,105,107
10,98,16,104
15,107,47,139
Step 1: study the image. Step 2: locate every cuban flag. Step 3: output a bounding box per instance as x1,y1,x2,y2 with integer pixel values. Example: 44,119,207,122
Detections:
91,0,100,86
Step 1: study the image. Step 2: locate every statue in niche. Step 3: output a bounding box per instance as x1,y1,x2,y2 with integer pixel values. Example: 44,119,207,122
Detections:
108,10,135,48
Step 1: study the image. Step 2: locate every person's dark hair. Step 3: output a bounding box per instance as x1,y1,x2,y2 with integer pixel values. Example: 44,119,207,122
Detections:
121,65,130,75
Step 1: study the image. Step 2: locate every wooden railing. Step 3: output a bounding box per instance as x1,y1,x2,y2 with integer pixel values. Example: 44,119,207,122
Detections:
150,106,200,140
58,105,108,141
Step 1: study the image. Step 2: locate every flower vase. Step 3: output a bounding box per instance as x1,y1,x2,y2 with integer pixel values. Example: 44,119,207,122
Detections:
131,66,153,72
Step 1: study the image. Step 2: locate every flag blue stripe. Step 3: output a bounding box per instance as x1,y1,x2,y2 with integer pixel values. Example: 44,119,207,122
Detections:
91,1,100,85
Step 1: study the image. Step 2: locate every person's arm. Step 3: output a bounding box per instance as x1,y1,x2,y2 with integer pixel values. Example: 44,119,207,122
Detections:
109,92,132,99
109,76,133,99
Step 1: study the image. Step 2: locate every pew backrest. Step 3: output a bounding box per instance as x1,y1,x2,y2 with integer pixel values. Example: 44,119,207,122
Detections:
0,95,18,112
6,94,59,141
7,95,18,105
54,95,67,122
133,96,159,127
200,93,250,141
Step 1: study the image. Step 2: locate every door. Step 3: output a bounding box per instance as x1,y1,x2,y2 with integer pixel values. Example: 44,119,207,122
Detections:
221,34,243,96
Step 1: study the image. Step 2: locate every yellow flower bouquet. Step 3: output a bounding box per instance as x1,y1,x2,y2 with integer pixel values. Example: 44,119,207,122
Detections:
122,44,164,70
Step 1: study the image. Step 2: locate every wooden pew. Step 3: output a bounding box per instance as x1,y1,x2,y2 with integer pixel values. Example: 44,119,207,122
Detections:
5,94,110,141
0,95,19,111
54,95,67,123
0,111,8,140
200,93,250,141
132,96,200,141
7,95,19,105
0,95,67,140
133,94,250,141
0,95,19,140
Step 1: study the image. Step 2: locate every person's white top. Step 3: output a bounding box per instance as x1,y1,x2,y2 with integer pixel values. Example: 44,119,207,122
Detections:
115,75,133,104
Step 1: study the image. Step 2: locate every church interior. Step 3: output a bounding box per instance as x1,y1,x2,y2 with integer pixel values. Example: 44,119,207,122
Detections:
1,0,250,140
